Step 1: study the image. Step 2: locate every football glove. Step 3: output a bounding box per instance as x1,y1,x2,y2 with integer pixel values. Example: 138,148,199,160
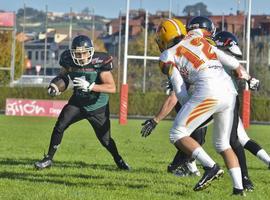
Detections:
161,80,173,95
73,77,95,92
141,119,158,137
247,77,260,91
48,83,61,96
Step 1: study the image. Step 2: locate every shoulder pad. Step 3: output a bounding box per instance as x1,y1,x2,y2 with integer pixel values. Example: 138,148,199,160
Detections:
59,50,75,68
91,52,113,71
159,49,174,63
205,37,216,46
159,50,175,76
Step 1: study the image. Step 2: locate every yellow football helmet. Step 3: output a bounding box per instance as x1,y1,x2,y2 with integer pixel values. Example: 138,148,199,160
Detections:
156,18,187,52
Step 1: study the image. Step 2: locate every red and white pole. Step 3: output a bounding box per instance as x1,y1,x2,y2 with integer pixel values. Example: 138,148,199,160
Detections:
242,0,252,129
119,0,130,125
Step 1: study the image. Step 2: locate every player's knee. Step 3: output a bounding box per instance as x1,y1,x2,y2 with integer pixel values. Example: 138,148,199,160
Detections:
230,139,241,149
214,141,231,153
169,127,189,144
238,136,249,147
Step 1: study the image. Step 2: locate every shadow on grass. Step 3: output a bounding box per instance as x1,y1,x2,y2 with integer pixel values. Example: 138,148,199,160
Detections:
0,157,193,196
0,170,149,190
0,157,118,171
0,157,162,174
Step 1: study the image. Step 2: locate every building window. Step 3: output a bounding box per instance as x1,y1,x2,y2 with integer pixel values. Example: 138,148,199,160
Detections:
55,51,59,60
35,51,39,60
41,51,44,60
27,51,32,60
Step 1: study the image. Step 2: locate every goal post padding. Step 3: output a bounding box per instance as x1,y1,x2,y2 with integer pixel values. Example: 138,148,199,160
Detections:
119,84,128,124
242,89,251,129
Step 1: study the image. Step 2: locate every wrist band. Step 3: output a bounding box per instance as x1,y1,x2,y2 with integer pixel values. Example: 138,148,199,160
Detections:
88,82,95,91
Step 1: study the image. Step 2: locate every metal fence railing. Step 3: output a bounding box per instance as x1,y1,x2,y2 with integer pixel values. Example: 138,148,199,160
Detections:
11,75,54,87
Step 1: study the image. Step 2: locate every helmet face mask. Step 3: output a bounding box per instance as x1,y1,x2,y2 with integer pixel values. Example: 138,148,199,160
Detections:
214,31,242,58
155,18,187,52
70,35,94,66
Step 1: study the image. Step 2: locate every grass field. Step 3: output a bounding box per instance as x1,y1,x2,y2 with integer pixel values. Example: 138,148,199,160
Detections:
0,115,270,200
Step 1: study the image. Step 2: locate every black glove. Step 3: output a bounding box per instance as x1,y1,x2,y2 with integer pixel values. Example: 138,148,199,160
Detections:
141,119,158,137
247,77,260,91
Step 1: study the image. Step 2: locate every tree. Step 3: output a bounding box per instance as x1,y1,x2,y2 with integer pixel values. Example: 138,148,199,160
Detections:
0,31,23,85
128,30,159,56
81,7,91,15
94,38,106,52
17,7,46,23
183,2,212,16
123,30,165,92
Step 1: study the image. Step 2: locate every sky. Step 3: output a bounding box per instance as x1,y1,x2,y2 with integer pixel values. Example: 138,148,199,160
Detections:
1,0,270,18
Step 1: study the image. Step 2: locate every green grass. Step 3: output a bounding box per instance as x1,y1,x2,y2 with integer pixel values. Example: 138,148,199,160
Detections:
0,115,270,200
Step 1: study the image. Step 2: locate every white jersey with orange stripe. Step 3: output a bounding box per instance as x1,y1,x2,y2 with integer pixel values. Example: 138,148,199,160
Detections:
159,30,238,98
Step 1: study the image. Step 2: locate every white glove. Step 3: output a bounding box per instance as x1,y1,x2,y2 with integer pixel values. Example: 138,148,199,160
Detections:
48,83,61,96
248,77,260,91
73,77,95,92
161,80,173,95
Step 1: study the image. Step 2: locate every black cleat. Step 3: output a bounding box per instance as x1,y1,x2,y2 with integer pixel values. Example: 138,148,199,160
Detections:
243,176,254,192
34,155,53,170
193,164,224,191
168,164,190,177
232,188,246,196
168,162,200,177
167,163,179,173
114,158,131,171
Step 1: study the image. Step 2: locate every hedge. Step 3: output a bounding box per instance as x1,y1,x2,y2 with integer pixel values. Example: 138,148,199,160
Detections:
1,87,270,121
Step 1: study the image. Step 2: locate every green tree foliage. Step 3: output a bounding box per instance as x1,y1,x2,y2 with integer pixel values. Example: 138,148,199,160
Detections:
17,7,46,23
94,38,106,52
249,36,270,96
81,7,91,15
128,30,160,56
0,31,23,85
183,2,212,16
125,30,166,92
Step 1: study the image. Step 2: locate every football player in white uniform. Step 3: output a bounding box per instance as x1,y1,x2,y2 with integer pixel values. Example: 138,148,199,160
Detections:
154,17,252,195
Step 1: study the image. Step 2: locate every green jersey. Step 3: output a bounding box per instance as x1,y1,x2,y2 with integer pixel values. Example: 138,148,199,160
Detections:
59,50,113,112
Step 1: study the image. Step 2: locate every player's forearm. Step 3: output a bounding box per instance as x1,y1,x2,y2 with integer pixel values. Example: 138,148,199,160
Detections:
234,65,251,81
154,94,177,123
215,47,239,70
91,83,116,93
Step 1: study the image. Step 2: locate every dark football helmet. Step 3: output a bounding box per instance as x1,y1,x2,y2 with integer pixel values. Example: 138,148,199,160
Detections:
70,35,94,66
213,31,242,58
187,16,216,36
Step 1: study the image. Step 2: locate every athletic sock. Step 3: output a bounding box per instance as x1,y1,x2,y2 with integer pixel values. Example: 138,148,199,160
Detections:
191,147,215,168
256,149,270,166
229,167,243,190
244,140,262,155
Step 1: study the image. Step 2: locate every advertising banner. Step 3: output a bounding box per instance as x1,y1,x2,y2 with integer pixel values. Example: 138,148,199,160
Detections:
5,98,67,117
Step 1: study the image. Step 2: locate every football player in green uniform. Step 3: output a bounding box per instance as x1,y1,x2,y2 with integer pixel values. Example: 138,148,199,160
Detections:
34,35,130,170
